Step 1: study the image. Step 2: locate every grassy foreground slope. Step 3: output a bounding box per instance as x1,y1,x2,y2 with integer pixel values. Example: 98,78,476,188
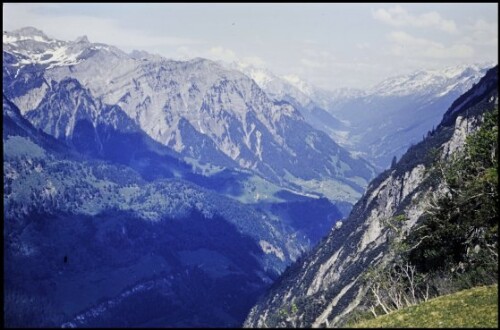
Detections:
352,285,498,328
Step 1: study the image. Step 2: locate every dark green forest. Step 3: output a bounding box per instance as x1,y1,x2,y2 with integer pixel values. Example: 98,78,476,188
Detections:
407,106,498,289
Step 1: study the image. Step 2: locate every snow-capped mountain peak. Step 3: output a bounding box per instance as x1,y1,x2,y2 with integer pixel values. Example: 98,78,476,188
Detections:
3,26,53,43
227,62,314,108
245,66,275,88
229,62,276,86
129,49,163,61
4,29,80,69
369,63,494,97
282,74,315,96
3,29,130,71
75,35,90,44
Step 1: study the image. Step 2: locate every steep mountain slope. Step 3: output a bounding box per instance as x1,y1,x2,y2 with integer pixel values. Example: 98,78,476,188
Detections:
243,66,498,328
3,94,313,327
229,63,346,140
3,27,375,203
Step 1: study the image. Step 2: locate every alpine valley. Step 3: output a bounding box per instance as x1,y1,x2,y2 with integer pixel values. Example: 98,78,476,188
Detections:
244,66,498,328
232,61,493,170
3,27,497,328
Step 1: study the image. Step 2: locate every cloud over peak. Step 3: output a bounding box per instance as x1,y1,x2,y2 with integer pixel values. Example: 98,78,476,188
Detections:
388,31,474,59
373,5,457,33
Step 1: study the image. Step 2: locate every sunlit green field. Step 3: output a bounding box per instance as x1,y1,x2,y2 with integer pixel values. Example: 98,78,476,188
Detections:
352,285,498,328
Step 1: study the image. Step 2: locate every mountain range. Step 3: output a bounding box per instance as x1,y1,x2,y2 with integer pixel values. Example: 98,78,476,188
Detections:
233,60,493,170
3,26,496,328
3,27,357,327
244,65,498,328
3,27,375,204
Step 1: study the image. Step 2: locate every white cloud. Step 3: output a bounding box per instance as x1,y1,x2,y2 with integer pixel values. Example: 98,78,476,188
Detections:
205,47,267,69
4,3,495,91
299,49,335,69
300,58,326,68
174,46,196,60
240,56,267,67
356,42,371,50
302,49,333,59
373,5,457,33
288,60,380,90
3,4,201,50
208,46,238,62
388,31,474,59
462,19,498,46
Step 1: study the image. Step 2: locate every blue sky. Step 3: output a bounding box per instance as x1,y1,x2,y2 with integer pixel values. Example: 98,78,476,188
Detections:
3,3,498,90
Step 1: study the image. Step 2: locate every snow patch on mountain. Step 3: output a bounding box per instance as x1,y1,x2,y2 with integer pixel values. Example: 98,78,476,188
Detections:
3,28,125,71
369,63,494,97
229,63,313,108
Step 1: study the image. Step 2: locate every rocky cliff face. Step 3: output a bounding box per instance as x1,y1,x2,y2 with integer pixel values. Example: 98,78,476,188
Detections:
227,63,346,140
243,66,498,328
